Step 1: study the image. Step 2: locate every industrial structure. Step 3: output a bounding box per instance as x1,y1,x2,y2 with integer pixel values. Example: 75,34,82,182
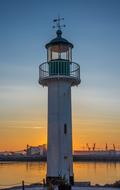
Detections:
26,144,47,156
39,18,81,184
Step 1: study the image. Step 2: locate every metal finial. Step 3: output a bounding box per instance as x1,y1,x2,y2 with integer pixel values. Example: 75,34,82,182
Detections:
53,16,66,30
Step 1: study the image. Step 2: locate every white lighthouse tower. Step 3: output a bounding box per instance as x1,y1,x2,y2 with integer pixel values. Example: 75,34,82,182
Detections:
39,18,80,184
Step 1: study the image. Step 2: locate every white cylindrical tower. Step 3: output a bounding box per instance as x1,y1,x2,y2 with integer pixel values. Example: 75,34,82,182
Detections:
39,27,80,185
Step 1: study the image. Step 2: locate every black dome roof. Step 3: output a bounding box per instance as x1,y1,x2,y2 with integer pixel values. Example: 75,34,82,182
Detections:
45,30,73,49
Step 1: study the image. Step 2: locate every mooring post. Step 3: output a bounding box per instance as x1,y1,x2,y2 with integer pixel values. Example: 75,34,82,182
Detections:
22,180,24,190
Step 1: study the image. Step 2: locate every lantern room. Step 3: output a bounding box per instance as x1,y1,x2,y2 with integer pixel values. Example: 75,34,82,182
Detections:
45,29,73,75
46,30,73,62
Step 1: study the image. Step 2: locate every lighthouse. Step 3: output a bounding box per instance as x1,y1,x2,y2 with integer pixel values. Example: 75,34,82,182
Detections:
39,18,80,184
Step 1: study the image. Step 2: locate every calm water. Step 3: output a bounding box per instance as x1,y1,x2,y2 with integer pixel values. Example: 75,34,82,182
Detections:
0,162,120,188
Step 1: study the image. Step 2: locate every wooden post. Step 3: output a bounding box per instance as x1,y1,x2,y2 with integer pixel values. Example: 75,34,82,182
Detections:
43,178,45,187
22,180,24,190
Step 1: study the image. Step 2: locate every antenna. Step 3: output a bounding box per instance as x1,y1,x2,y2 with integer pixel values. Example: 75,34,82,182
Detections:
53,16,66,30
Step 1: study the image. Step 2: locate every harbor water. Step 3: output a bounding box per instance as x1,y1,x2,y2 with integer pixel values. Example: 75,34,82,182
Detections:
0,161,120,188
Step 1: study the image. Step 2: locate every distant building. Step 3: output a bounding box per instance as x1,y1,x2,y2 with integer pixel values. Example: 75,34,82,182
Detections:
26,144,47,156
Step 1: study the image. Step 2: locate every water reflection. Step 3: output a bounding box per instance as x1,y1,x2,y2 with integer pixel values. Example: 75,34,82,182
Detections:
0,161,120,188
25,162,46,171
73,162,120,185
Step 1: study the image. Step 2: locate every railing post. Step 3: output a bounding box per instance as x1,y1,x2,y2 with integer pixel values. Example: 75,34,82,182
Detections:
58,61,59,78
22,180,24,190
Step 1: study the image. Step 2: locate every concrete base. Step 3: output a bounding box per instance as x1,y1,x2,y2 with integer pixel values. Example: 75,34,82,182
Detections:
46,176,74,185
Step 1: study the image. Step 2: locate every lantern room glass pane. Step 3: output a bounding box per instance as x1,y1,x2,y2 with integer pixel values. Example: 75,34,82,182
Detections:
47,44,72,62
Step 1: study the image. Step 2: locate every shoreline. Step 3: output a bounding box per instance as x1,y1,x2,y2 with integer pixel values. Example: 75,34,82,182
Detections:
1,183,120,190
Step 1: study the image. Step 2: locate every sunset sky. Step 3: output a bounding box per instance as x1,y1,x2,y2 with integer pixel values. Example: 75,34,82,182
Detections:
0,0,120,151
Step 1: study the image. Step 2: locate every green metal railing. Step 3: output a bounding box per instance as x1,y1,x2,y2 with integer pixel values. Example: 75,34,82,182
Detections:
39,60,80,85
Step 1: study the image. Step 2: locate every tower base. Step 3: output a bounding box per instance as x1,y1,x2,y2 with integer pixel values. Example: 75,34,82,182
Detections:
46,176,74,185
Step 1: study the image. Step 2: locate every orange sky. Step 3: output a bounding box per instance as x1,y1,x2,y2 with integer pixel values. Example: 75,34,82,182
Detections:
0,107,120,151
0,86,120,151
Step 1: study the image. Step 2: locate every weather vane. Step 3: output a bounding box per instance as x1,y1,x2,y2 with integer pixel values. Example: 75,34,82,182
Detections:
53,16,66,30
